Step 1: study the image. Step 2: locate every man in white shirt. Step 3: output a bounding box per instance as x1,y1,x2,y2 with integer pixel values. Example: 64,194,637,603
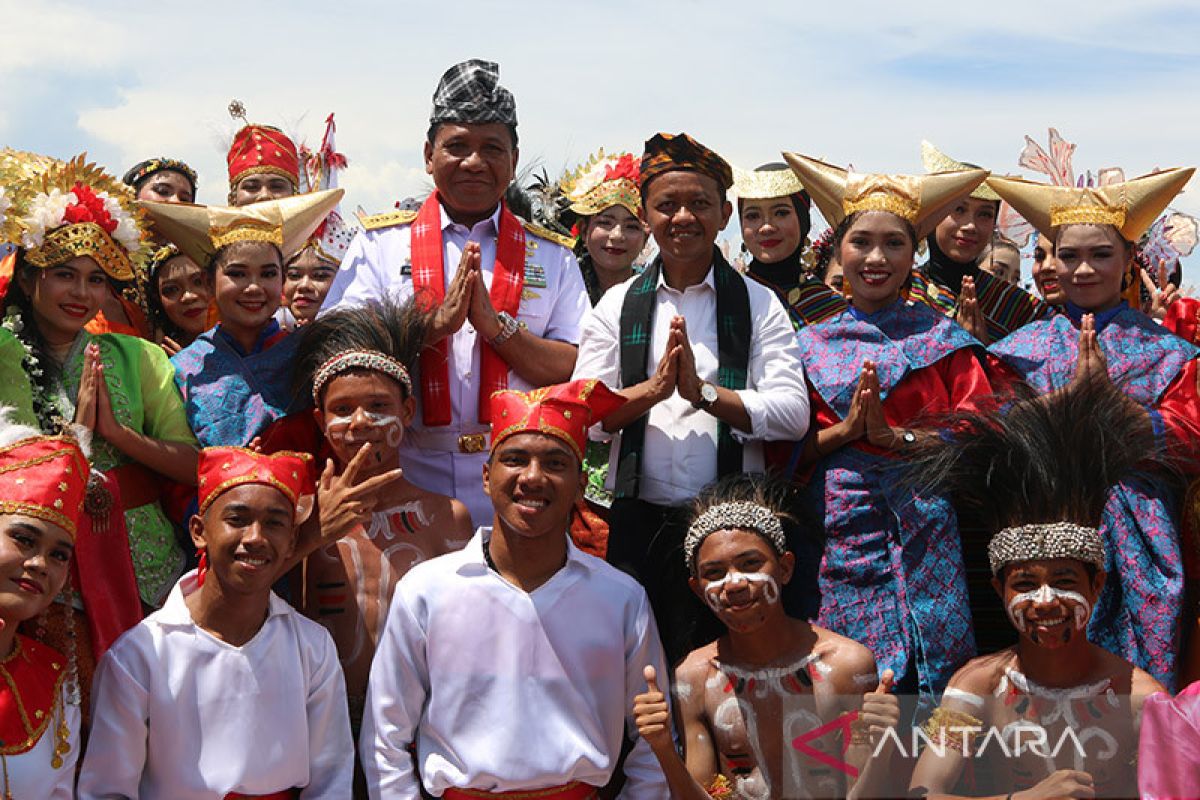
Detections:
322,59,588,526
571,132,810,664
360,379,669,799
79,448,353,800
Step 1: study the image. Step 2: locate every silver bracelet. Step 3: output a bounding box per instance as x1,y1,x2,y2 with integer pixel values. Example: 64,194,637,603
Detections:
488,311,521,346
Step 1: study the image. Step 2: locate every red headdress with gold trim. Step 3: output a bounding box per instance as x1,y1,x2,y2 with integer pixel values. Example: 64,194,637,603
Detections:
0,435,89,539
489,379,625,462
197,447,314,516
226,100,300,190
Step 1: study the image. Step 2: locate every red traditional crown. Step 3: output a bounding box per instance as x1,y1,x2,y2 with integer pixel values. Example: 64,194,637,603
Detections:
227,124,300,189
197,447,314,515
0,436,89,538
490,379,625,461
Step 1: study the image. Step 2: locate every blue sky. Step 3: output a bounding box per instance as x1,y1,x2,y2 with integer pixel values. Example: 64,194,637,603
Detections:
7,0,1200,276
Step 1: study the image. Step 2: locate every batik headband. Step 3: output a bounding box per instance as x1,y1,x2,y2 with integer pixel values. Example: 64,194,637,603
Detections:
987,522,1106,575
311,349,413,403
122,158,198,195
684,501,788,572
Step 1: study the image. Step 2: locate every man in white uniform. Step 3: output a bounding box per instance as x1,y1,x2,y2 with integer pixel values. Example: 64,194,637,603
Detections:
360,379,669,799
79,447,353,800
571,132,810,664
322,59,588,526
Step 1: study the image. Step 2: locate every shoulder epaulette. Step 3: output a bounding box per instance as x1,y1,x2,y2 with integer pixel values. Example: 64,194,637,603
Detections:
522,220,576,250
357,209,417,231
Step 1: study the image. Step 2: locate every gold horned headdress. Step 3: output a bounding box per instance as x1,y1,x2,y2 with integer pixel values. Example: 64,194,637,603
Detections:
138,189,344,267
559,148,641,217
986,167,1195,243
921,140,1000,202
782,152,988,238
0,151,152,281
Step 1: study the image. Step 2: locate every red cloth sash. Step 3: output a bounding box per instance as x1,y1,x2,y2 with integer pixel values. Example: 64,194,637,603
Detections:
75,471,145,658
0,636,66,755
443,782,598,800
409,192,525,426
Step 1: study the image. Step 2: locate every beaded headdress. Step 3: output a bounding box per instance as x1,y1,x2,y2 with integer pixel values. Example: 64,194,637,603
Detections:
312,350,413,403
783,152,988,239
988,522,1106,575
560,149,641,217
122,157,198,197
0,153,152,281
683,501,788,572
138,189,343,267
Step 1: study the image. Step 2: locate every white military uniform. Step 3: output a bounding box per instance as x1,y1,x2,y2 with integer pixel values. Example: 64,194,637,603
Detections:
322,203,589,525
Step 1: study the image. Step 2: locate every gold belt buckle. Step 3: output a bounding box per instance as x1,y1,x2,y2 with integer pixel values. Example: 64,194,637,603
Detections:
457,433,488,453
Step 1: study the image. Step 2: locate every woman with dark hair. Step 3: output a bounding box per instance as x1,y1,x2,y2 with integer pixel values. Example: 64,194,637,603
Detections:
141,188,342,447
784,152,996,701
122,157,197,205
911,141,1052,344
987,166,1200,689
145,244,210,355
0,154,199,610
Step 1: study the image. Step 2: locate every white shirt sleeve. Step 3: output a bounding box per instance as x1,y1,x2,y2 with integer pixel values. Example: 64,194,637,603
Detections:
734,289,811,442
361,586,430,800
321,228,389,313
301,633,355,799
77,645,151,799
618,592,670,799
572,290,626,443
542,247,589,345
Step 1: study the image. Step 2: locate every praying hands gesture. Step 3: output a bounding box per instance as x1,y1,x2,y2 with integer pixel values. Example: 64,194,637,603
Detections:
426,242,481,345
1072,314,1110,386
955,276,989,344
74,342,123,442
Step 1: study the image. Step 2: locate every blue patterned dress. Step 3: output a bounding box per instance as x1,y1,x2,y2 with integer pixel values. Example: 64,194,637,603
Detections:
990,303,1200,688
796,299,992,700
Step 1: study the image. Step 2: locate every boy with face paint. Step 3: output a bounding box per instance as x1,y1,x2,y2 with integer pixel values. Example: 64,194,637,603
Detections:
79,447,354,799
290,298,473,734
632,477,901,800
907,380,1167,799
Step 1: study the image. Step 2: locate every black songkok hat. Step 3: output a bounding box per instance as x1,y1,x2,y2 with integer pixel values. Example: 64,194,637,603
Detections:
640,132,733,193
429,59,517,127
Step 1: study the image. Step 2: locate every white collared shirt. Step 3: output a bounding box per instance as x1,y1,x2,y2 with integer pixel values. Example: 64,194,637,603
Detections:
321,203,590,431
360,529,670,799
78,571,354,800
571,265,810,505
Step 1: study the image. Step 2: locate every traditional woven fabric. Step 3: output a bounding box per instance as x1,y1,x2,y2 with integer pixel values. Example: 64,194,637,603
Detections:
990,307,1194,687
171,321,299,448
639,132,732,192
408,191,525,426
803,446,974,698
990,306,1197,403
746,272,847,331
429,59,517,126
907,268,1052,342
794,299,980,420
613,249,749,498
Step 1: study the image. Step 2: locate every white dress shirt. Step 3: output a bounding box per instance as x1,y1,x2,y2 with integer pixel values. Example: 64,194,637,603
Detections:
3,681,78,799
571,265,810,505
322,203,590,525
360,529,670,799
78,571,354,799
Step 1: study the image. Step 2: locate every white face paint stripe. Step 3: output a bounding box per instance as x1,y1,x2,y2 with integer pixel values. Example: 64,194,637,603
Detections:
1006,584,1091,633
325,413,404,449
702,571,780,613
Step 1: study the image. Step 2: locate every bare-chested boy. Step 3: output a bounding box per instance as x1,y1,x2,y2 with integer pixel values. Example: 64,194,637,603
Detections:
633,477,901,799
295,299,473,722
907,378,1167,799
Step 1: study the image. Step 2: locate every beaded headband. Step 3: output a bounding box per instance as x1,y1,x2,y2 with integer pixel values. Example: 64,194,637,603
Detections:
987,522,1106,575
684,501,788,572
311,350,413,403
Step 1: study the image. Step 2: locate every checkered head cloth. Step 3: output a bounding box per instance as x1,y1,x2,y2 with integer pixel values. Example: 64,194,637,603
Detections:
430,59,517,127
640,132,733,192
